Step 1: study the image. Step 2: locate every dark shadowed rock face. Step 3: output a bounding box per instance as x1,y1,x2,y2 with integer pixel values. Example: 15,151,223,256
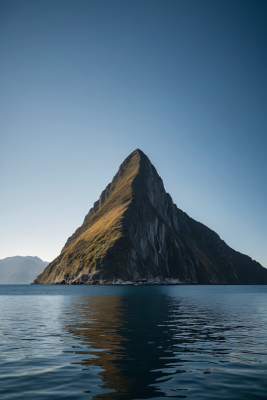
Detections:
34,149,267,284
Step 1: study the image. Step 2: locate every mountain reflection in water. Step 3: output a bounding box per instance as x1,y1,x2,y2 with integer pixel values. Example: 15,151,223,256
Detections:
62,290,267,399
64,295,133,398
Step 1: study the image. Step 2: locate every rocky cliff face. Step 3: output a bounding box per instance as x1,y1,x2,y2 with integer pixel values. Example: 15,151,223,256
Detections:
34,149,267,284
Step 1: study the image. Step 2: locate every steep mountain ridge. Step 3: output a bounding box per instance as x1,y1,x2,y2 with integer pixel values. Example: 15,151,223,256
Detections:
34,149,267,284
34,151,140,284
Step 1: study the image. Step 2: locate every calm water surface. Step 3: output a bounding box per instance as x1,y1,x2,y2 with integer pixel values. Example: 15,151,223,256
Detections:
0,285,266,399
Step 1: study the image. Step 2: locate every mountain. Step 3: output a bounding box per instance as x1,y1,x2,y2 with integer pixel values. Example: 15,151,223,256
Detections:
34,149,267,285
0,256,49,284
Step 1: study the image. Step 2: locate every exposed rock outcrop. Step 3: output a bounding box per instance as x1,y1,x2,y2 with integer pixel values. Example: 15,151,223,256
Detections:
33,149,267,284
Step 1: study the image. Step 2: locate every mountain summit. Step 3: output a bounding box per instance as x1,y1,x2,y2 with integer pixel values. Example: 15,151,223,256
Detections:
34,149,267,284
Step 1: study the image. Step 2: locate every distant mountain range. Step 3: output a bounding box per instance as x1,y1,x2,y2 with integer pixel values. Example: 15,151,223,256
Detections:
34,149,267,285
0,256,49,284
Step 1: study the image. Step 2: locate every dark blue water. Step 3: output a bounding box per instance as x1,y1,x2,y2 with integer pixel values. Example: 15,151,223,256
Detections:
0,285,267,399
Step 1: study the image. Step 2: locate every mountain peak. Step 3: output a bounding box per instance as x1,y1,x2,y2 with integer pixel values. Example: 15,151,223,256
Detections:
33,150,267,285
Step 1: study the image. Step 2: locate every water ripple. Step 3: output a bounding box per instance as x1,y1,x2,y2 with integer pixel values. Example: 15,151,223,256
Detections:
0,285,267,399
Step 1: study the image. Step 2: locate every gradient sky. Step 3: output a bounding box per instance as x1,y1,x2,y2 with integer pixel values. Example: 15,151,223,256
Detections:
1,0,266,267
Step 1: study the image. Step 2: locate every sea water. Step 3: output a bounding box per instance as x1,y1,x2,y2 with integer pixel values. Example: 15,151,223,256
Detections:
0,285,266,399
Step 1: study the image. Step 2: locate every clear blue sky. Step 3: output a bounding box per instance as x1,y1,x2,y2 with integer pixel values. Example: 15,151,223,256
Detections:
1,0,266,267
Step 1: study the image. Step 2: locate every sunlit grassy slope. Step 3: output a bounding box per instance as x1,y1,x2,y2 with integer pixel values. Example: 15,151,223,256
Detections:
34,150,141,283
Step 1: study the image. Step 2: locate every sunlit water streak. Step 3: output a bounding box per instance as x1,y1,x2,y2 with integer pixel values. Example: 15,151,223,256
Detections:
0,285,267,399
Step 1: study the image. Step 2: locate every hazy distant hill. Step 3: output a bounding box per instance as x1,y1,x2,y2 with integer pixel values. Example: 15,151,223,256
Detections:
0,256,49,284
